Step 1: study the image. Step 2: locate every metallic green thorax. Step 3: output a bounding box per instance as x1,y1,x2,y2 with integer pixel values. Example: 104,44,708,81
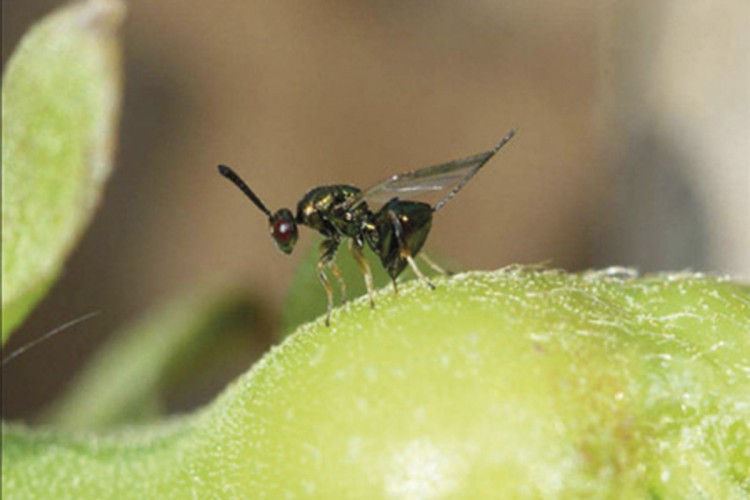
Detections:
296,185,367,239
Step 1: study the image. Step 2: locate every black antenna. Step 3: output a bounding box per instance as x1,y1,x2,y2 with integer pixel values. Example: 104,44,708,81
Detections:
218,165,271,216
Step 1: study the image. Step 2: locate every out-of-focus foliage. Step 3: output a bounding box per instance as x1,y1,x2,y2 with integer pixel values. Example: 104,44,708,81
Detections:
45,288,258,431
1,0,123,340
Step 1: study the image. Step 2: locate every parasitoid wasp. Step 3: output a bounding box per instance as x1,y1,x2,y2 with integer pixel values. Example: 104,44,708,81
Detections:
218,129,516,325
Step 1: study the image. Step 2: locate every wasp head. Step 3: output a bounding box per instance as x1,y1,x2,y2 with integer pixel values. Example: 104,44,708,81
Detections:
269,208,298,254
218,165,299,255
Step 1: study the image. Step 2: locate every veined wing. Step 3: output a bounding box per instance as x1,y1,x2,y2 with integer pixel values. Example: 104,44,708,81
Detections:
350,129,515,212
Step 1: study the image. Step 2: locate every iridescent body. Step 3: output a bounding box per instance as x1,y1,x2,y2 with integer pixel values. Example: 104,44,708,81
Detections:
296,185,366,239
218,129,515,325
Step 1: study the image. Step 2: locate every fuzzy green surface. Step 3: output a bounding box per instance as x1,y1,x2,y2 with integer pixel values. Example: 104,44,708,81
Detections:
1,0,124,340
4,268,749,498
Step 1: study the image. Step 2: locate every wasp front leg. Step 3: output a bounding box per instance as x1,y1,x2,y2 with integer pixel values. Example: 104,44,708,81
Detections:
317,238,341,326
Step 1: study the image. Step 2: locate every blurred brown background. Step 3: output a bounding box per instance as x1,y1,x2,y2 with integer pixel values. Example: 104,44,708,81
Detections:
3,0,748,420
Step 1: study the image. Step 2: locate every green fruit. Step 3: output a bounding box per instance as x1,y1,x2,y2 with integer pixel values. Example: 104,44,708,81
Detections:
4,269,749,498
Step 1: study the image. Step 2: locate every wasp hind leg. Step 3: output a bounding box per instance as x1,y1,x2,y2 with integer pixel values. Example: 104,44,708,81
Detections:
317,238,341,326
349,239,375,308
419,252,453,276
406,255,436,290
386,210,436,291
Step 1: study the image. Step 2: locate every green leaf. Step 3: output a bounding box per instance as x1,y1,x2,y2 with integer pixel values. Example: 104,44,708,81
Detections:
4,269,749,498
1,0,125,342
44,287,261,431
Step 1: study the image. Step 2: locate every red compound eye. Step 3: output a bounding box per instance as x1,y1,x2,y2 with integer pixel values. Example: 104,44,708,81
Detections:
273,219,293,243
269,209,298,254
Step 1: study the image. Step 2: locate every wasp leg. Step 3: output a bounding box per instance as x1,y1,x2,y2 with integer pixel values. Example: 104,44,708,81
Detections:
386,210,436,291
406,255,436,290
316,263,334,327
317,238,340,326
419,252,453,276
329,261,347,304
349,239,375,308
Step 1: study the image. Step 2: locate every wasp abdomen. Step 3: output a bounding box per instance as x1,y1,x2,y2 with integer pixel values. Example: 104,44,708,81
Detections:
364,199,433,279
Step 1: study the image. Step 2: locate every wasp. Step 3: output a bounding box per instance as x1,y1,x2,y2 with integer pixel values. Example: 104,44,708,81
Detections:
218,129,515,325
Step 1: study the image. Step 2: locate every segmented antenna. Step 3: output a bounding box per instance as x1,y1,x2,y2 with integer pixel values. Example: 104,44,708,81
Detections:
218,165,272,217
433,128,516,212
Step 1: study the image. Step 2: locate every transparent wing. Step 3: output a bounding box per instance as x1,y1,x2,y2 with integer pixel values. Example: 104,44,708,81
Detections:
350,129,515,211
